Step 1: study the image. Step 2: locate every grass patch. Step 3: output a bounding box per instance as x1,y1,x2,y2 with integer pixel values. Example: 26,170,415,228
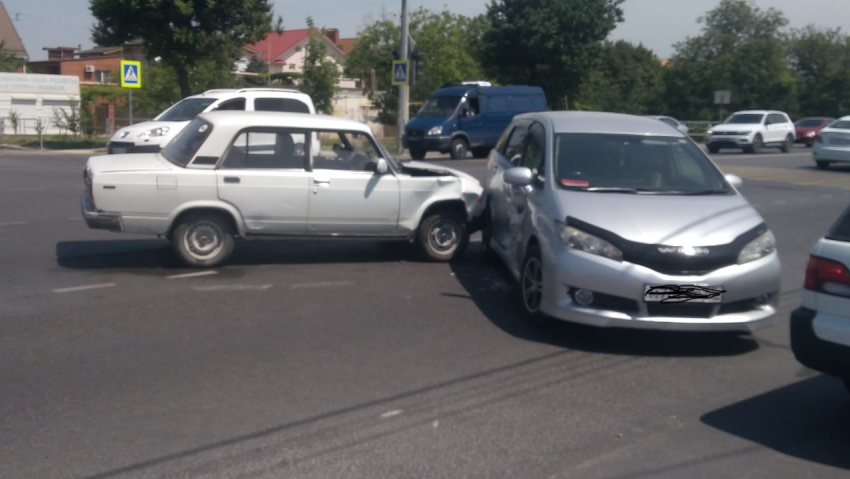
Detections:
1,135,106,150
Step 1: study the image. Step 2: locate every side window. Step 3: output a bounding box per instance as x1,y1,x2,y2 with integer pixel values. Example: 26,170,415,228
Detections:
504,125,529,163
671,143,706,184
312,130,384,172
466,97,480,117
215,98,246,111
494,125,513,154
221,129,307,170
254,97,311,113
521,122,546,179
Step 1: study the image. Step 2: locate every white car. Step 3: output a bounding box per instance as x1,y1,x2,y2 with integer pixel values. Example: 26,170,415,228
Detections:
812,116,850,170
107,88,316,154
645,115,690,136
791,203,850,395
705,110,795,154
84,111,485,267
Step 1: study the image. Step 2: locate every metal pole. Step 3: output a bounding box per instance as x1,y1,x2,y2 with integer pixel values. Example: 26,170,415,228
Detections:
129,90,134,125
397,0,409,154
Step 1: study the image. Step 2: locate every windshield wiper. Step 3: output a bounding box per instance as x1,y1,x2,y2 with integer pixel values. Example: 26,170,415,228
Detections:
583,187,643,194
664,189,729,195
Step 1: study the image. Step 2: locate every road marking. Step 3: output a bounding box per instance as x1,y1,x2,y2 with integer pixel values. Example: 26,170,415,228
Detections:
797,176,850,186
192,284,274,292
0,221,27,227
290,281,353,289
53,283,116,294
380,410,403,418
167,271,218,280
746,171,826,181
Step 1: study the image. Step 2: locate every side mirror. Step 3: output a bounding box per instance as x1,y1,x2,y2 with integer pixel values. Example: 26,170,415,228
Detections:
504,167,534,187
725,174,743,189
375,158,388,174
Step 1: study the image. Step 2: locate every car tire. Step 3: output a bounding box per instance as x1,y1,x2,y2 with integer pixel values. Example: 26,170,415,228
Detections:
519,243,548,325
816,160,830,170
707,144,720,154
172,212,235,268
450,137,468,160
409,147,426,160
417,210,469,262
471,147,490,159
781,134,793,153
746,134,763,154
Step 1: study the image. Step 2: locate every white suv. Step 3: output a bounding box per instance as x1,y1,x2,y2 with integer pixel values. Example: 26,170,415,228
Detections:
706,110,795,154
107,88,316,154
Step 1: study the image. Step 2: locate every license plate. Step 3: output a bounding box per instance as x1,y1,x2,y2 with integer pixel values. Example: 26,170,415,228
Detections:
113,147,127,154
644,284,724,303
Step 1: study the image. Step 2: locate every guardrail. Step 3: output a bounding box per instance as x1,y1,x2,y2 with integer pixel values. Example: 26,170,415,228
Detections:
683,120,718,142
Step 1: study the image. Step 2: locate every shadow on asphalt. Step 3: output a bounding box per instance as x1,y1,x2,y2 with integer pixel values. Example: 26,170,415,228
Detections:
701,375,850,470
55,238,421,271
448,242,760,358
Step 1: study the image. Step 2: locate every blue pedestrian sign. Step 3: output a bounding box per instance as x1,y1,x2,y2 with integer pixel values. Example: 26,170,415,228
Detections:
120,60,142,89
392,60,409,86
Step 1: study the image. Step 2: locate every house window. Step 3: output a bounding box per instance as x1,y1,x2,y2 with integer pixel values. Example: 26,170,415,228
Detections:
95,70,111,83
289,63,296,70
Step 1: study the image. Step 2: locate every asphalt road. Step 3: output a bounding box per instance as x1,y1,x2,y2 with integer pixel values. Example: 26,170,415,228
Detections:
1,145,848,479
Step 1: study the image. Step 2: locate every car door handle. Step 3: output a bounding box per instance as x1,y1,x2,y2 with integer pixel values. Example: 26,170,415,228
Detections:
224,177,240,184
313,178,330,185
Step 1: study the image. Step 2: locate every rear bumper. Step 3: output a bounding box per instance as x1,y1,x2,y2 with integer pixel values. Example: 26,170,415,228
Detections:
790,306,850,379
81,192,123,232
813,144,850,163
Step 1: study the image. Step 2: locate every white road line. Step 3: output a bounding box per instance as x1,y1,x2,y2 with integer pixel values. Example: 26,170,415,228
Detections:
167,271,219,280
53,283,116,294
192,284,274,292
290,281,354,289
380,410,403,419
0,221,28,227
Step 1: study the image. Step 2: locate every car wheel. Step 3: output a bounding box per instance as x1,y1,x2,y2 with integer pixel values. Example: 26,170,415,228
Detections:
781,134,793,153
450,137,468,160
747,134,763,154
519,244,547,324
409,147,426,160
417,210,469,262
707,144,720,154
471,147,490,159
816,160,830,170
172,212,235,268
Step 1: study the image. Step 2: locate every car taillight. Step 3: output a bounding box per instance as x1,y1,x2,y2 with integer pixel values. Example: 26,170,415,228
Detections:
805,256,850,296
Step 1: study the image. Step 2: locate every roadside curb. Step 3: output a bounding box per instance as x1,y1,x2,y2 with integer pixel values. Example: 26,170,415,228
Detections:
0,145,107,155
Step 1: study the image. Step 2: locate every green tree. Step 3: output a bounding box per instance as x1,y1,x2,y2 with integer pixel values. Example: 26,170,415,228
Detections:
480,0,625,109
241,54,269,87
787,25,850,117
664,0,798,120
575,40,665,114
89,0,276,98
0,40,24,72
299,17,340,114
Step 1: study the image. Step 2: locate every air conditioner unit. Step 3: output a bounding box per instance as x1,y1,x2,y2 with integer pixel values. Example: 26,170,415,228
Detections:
85,65,95,73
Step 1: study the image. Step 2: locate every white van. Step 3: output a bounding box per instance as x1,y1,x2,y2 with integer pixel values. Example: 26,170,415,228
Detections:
107,88,316,154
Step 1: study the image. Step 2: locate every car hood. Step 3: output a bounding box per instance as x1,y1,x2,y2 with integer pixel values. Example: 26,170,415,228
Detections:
710,124,758,134
110,120,187,142
405,115,449,133
557,191,765,246
87,153,173,175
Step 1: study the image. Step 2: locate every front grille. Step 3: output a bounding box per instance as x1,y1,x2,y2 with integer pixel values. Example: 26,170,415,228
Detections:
646,303,717,318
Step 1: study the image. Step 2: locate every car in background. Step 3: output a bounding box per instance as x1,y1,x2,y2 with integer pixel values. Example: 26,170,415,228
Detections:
790,202,850,396
84,111,485,267
705,110,795,154
812,116,850,170
795,116,835,146
481,111,781,332
107,88,316,154
645,115,690,136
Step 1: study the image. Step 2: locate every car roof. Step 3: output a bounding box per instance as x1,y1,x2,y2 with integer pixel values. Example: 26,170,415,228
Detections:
186,88,310,100
516,111,686,136
196,110,372,133
732,110,784,115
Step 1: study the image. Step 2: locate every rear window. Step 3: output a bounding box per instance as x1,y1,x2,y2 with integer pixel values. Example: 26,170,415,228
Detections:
797,118,826,127
827,204,850,242
827,120,850,130
161,119,213,167
254,98,311,113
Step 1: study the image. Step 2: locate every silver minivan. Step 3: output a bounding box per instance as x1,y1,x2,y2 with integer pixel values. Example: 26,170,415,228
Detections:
482,111,781,332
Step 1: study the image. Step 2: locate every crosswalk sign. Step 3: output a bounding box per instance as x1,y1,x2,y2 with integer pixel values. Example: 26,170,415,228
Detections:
392,60,409,86
120,60,142,89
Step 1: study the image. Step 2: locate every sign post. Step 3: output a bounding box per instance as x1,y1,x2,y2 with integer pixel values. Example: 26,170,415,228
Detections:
120,60,142,125
714,90,731,123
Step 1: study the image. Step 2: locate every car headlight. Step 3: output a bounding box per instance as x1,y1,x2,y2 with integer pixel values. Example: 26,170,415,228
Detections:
138,126,170,139
706,129,713,136
428,126,442,136
557,222,623,261
738,229,776,264
806,131,816,138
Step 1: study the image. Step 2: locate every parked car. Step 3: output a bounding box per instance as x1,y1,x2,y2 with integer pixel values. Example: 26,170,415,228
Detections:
403,85,547,160
645,115,690,136
481,111,781,331
812,116,850,170
84,111,485,267
794,116,835,146
106,88,316,154
705,110,795,154
790,202,850,395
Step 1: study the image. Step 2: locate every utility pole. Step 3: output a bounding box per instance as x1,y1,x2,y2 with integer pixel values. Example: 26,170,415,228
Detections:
397,0,409,154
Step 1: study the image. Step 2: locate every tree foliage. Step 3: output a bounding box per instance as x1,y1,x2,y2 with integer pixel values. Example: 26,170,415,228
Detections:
575,40,664,114
480,0,625,109
89,0,276,98
0,40,24,72
300,17,340,115
787,25,850,118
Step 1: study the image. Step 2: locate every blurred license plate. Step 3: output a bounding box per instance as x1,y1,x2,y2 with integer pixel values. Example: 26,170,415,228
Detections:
644,284,723,303
113,147,127,154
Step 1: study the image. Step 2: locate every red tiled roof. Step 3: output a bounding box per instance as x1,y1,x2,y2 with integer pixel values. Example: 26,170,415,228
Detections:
337,38,357,54
246,29,313,63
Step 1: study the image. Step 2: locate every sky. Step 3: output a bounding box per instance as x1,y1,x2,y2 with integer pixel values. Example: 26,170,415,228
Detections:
4,0,850,62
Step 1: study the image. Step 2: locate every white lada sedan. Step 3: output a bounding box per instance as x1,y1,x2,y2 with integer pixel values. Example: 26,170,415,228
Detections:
82,111,485,267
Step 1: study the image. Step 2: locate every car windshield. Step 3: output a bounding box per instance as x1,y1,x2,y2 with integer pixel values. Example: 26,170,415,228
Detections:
827,120,850,130
416,95,462,117
161,118,213,167
796,118,826,127
725,113,764,124
157,98,217,122
554,133,731,195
